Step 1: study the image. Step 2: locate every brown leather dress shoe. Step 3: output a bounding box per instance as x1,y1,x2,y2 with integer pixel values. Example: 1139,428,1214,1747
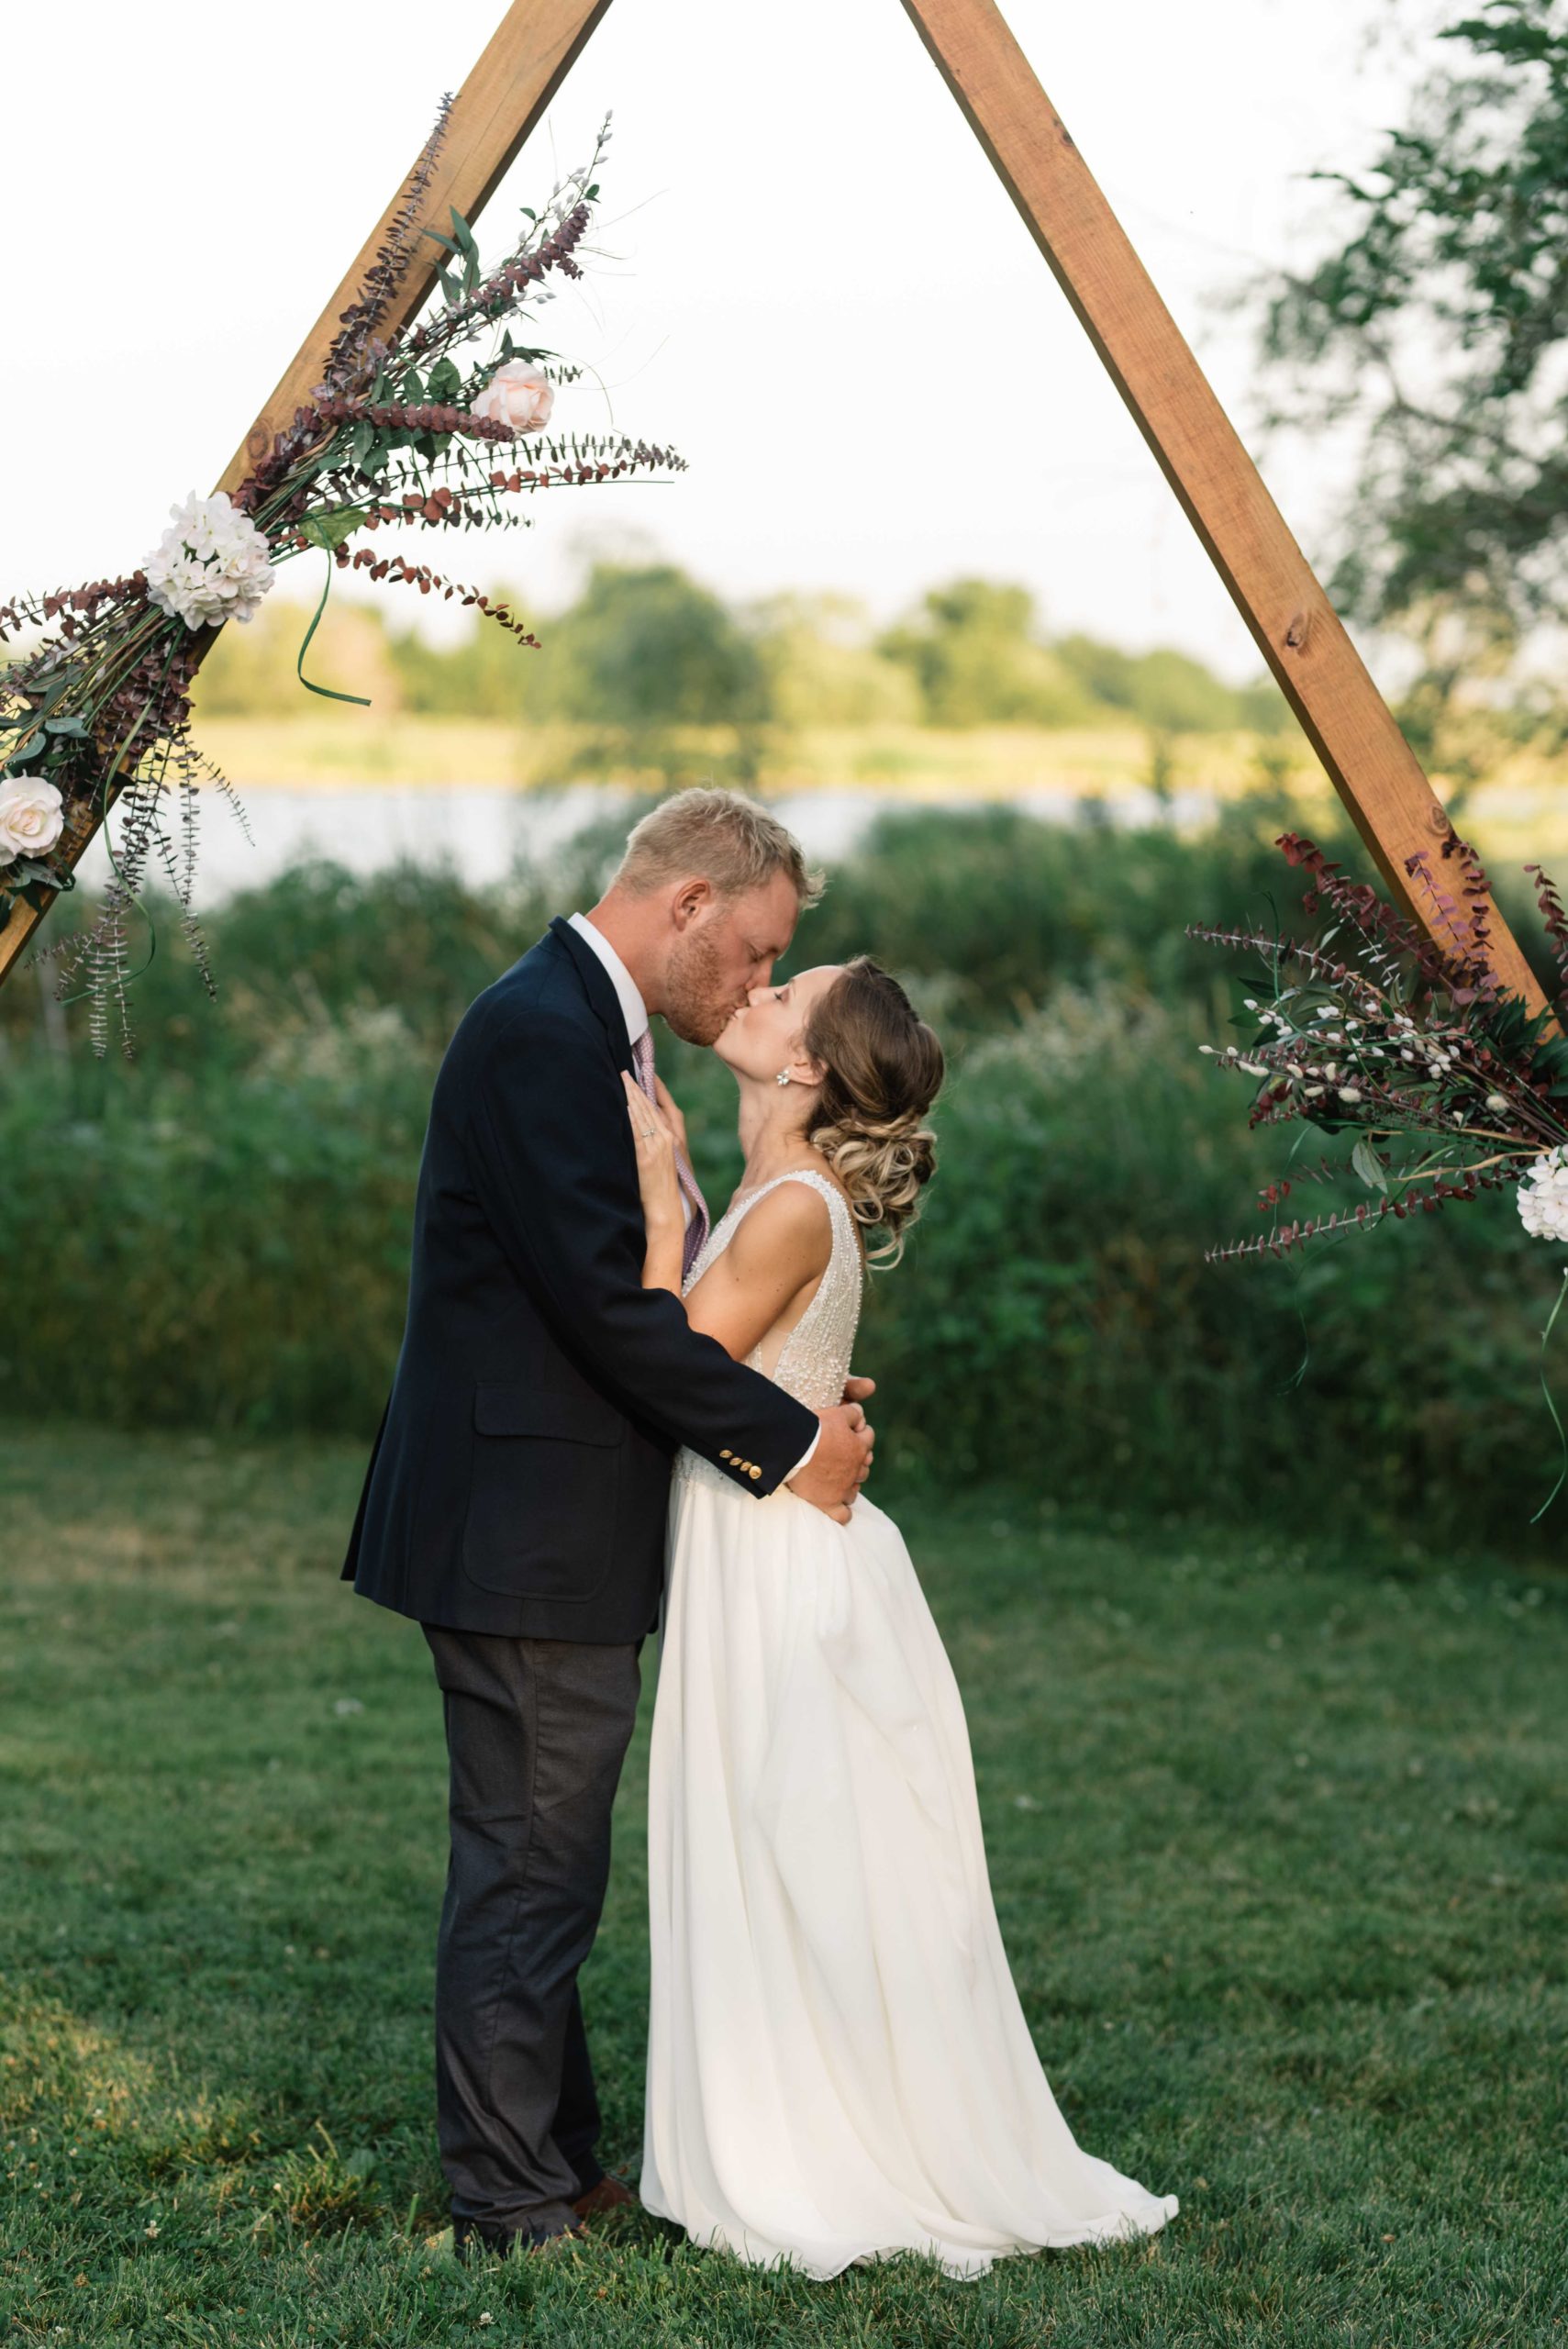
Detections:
571,2173,639,2222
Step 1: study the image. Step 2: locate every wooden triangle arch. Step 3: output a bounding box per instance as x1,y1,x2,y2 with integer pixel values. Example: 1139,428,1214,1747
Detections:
0,0,1548,1014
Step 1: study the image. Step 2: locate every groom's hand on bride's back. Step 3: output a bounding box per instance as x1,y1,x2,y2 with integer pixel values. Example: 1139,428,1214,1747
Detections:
788,1393,875,1524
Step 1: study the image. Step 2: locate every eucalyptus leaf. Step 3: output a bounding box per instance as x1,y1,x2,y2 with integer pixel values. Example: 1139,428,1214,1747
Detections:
33,673,70,716
450,206,479,262
298,507,373,553
15,857,72,892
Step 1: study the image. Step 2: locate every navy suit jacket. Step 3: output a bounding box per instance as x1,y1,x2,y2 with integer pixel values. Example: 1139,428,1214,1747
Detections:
341,916,818,1640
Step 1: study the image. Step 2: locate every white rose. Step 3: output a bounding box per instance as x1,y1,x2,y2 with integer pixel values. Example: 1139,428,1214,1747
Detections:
471,361,554,434
0,777,66,868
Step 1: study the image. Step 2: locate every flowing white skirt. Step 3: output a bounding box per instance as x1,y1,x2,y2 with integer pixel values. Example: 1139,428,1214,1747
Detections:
639,1456,1179,2281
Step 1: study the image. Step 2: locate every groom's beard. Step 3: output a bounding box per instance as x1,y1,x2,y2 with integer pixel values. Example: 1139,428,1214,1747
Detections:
662,926,739,1047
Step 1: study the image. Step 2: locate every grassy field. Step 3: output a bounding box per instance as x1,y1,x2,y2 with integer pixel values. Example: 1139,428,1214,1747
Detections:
2,1423,1564,2348
190,715,1299,804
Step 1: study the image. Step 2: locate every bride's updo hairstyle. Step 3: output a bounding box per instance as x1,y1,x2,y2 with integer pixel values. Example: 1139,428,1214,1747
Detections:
802,957,944,1264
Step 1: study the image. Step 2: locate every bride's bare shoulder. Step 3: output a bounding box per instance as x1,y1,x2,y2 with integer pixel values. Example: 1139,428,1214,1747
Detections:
726,1173,837,1277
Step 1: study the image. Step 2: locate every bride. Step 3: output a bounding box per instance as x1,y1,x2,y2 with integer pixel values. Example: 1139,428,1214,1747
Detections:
621,955,1179,2281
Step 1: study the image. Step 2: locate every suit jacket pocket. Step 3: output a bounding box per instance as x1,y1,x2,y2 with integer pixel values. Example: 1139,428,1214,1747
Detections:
462,1380,624,1600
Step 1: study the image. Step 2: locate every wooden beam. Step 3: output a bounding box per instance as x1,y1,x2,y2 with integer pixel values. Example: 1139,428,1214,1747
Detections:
899,0,1551,1017
0,0,611,985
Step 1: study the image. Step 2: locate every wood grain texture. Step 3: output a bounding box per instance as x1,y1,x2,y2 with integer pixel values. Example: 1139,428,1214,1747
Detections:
0,0,612,986
899,0,1551,1017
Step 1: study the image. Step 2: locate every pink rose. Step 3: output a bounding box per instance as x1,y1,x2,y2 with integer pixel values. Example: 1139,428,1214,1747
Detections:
471,361,554,435
0,777,66,868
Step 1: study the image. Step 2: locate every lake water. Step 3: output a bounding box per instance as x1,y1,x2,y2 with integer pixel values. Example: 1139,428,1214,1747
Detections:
73,778,1223,903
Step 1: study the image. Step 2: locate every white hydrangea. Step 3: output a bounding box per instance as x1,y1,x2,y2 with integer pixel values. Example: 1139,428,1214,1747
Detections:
1517,1145,1568,1243
141,491,273,630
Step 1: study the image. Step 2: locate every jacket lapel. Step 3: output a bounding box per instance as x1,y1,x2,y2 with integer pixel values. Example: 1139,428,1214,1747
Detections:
548,915,635,1075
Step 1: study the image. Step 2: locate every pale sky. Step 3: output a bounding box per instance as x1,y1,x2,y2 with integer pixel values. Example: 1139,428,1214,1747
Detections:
7,0,1432,685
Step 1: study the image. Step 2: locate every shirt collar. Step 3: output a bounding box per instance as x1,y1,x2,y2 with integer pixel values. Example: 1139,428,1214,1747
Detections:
567,910,649,1049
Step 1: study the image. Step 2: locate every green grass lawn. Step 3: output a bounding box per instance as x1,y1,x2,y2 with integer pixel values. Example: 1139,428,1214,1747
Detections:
1,1422,1564,2347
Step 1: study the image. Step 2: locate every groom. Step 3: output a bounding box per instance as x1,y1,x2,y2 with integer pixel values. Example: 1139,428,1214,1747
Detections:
341,788,875,2255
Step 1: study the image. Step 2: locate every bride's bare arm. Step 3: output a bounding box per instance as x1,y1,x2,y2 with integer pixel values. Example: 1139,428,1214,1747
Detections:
621,1083,833,1361
683,1185,832,1364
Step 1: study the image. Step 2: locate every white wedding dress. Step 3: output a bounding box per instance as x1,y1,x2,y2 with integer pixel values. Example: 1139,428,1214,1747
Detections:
639,1170,1179,2280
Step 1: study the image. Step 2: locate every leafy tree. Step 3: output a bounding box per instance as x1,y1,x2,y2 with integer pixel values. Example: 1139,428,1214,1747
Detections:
877,579,1098,728
193,596,407,717
1234,676,1296,737
386,561,768,732
1053,632,1140,715
1126,648,1251,733
387,590,541,718
1255,0,1568,654
188,562,1288,745
878,585,1281,734
1054,635,1279,734
751,593,920,728
539,561,767,729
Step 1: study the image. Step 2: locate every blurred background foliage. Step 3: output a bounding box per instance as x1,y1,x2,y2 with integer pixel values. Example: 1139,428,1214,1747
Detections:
1247,0,1568,800
5,789,1564,1555
180,539,1561,818
191,562,1294,741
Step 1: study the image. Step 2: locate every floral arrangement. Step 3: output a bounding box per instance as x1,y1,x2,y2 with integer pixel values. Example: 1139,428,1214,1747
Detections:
0,106,681,1052
1190,820,1568,1513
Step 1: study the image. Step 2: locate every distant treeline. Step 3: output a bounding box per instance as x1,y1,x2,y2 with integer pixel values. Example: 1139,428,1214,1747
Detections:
4,792,1563,1553
194,564,1292,738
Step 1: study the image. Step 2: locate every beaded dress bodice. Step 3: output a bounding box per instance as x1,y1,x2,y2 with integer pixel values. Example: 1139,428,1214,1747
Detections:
684,1168,863,1413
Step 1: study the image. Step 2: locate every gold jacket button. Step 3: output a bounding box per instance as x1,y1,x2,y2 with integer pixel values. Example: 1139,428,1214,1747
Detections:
749,1464,762,1480
719,1448,733,1461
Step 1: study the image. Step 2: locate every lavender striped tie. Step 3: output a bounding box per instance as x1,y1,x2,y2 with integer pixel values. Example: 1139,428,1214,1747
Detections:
631,1028,710,1279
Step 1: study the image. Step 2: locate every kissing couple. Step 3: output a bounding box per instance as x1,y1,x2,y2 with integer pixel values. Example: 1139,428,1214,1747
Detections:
342,788,1178,2280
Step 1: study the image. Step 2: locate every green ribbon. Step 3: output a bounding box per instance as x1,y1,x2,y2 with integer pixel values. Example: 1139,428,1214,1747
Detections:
295,542,371,707
1529,1264,1568,1523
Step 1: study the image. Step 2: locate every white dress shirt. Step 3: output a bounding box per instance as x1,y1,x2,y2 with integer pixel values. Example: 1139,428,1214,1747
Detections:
568,912,821,1484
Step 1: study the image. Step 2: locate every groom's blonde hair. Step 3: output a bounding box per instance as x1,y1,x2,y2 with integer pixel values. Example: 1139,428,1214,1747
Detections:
615,788,825,907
